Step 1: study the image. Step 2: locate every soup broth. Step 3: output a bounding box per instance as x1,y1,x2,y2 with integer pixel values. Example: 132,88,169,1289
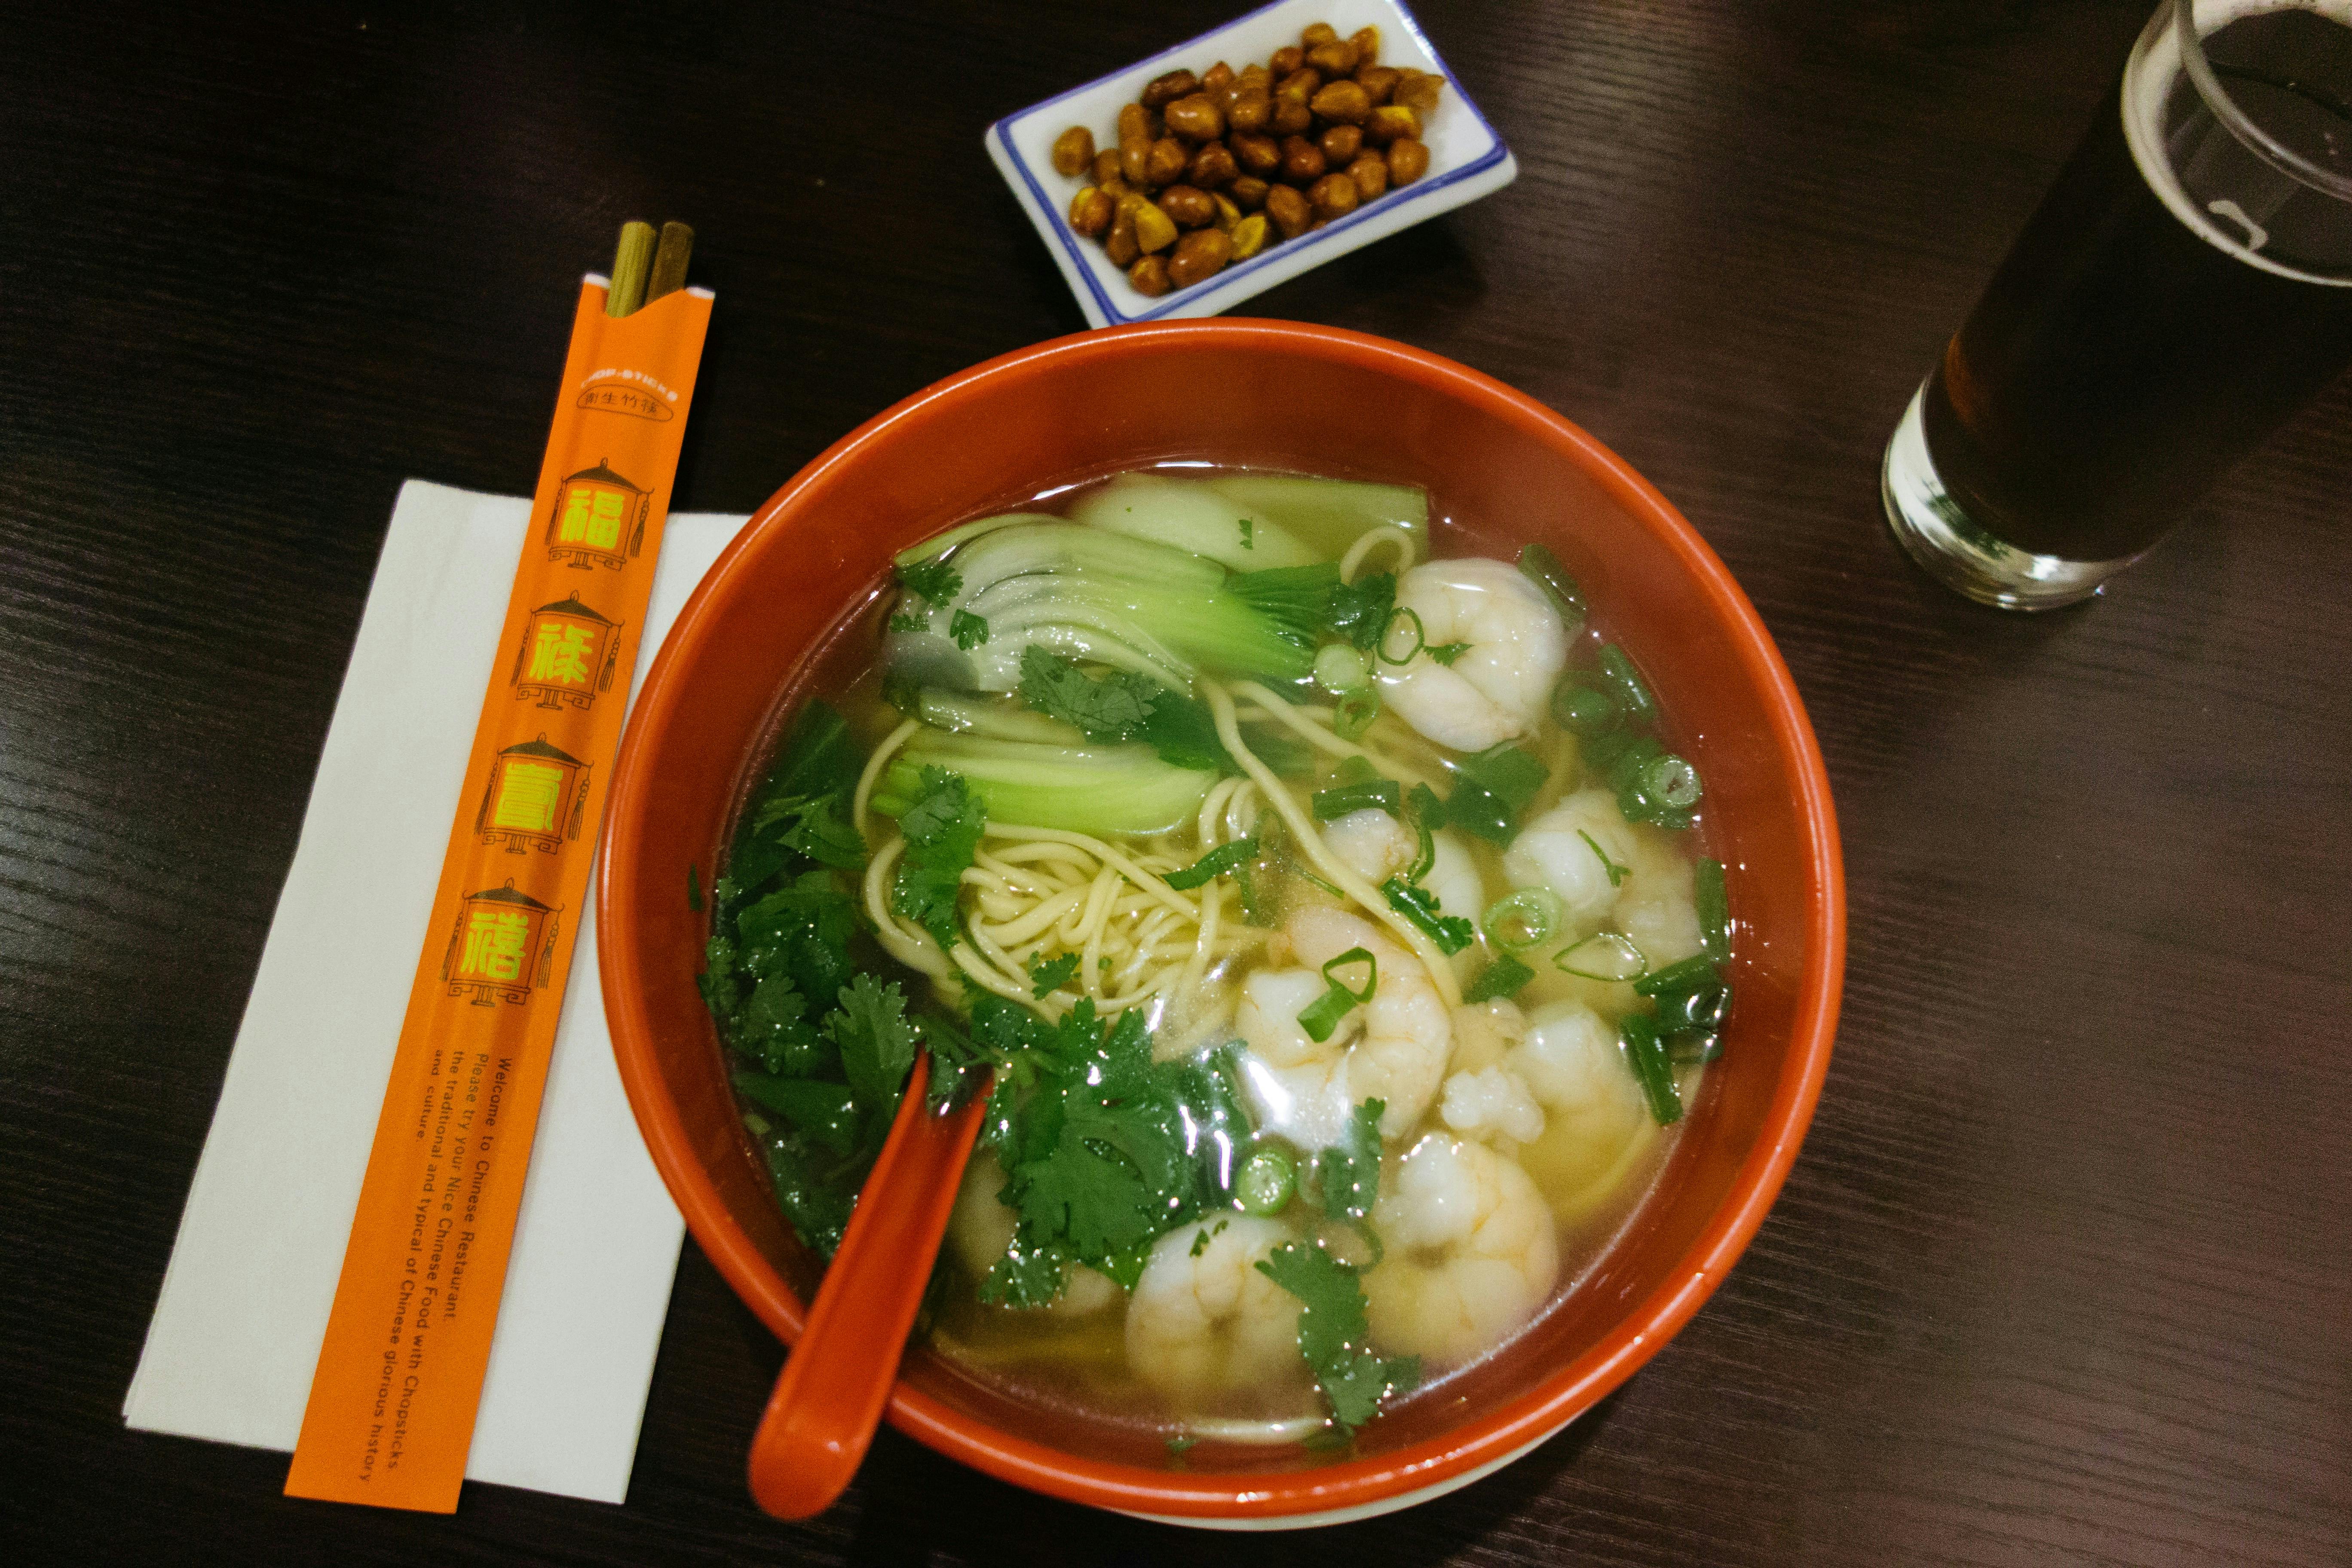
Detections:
699,466,1731,1450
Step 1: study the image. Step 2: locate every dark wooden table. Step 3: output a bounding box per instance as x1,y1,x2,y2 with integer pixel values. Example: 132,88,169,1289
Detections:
7,2,2347,1562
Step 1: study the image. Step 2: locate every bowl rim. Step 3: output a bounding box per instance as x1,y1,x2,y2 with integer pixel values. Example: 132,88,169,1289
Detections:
599,318,1846,1519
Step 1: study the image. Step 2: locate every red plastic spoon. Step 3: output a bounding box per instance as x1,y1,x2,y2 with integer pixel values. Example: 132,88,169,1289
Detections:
746,1057,989,1519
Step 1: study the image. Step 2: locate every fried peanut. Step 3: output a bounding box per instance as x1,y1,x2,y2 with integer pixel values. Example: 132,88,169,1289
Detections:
1320,122,1363,163
1306,41,1358,77
1308,171,1360,220
1053,126,1095,177
1363,104,1419,145
1270,44,1303,76
1271,97,1313,136
1069,185,1113,236
1280,134,1326,184
1386,137,1430,186
1106,208,1139,267
1202,60,1235,95
1145,136,1190,185
1393,70,1444,117
1228,89,1272,134
1132,200,1179,253
1140,69,1198,108
1265,181,1312,239
1118,103,1155,143
1120,133,1151,184
1309,79,1370,125
1229,211,1270,259
1346,152,1388,202
1188,139,1238,189
1128,254,1171,295
1355,66,1398,106
1228,174,1270,210
1350,26,1380,65
1163,93,1224,142
1212,191,1241,230
1158,184,1216,228
1168,227,1233,287
1232,132,1281,176
1093,147,1122,184
1301,22,1338,48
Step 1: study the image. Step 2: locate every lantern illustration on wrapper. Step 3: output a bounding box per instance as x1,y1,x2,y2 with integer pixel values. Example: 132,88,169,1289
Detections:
441,879,561,1007
475,735,589,854
545,458,650,570
510,592,622,711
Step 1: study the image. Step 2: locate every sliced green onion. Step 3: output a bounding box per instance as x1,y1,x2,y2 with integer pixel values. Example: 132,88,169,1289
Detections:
1634,953,1719,998
1314,643,1372,694
1298,947,1378,1042
1298,987,1355,1042
1640,754,1702,810
1323,947,1378,1002
1333,688,1380,740
1376,606,1426,665
1665,1034,1724,1067
1235,1147,1296,1215
1425,641,1470,667
1383,878,1476,954
1595,645,1657,727
1406,819,1435,883
1577,829,1631,888
1655,981,1733,1036
1554,931,1647,982
1462,952,1535,1003
1550,680,1618,737
1312,780,1402,819
1162,836,1258,891
1482,888,1565,952
1620,1013,1684,1124
1517,542,1588,631
1696,858,1730,960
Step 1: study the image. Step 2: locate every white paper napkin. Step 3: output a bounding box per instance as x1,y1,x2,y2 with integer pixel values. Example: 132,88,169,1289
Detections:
125,480,747,1506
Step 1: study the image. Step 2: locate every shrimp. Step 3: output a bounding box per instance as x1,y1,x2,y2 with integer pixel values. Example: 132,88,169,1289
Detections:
1376,558,1568,753
1362,1133,1559,1365
1234,907,1452,1145
1441,999,1544,1144
1506,998,1657,1221
1323,810,1487,928
949,1149,1120,1314
1322,807,1417,883
1503,787,1642,931
1124,1215,1313,1408
1612,830,1706,969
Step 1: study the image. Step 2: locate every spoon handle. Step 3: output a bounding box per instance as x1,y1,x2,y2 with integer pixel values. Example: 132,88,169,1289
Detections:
746,1057,988,1519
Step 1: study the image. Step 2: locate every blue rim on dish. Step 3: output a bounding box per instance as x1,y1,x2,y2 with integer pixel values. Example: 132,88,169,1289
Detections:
988,0,1512,326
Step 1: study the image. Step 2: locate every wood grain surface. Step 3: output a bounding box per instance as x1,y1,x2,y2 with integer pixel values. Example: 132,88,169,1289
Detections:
5,2,2346,1563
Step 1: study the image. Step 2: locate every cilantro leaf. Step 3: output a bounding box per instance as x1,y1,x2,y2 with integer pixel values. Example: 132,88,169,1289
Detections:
1028,949,1080,997
1425,641,1470,667
897,560,961,605
1239,518,1255,550
888,612,924,634
1318,1099,1385,1220
1256,1241,1422,1433
950,608,989,649
978,1240,1070,1309
751,792,866,870
893,766,985,947
732,1070,859,1156
1018,647,1160,741
1330,572,1396,652
827,971,919,1113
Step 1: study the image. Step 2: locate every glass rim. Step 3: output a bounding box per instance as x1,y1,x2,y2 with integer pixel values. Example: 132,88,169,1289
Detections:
2172,0,2352,202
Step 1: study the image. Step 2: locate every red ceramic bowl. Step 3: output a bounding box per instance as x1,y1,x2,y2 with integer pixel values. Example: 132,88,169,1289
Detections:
600,319,1843,1527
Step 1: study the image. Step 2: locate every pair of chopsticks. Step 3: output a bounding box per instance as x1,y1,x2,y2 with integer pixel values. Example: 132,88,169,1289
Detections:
607,220,695,317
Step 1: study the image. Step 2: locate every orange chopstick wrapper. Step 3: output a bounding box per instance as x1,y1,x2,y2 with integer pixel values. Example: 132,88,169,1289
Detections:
286,276,712,1512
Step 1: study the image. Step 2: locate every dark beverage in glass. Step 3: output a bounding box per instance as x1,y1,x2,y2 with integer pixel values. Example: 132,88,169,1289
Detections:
1883,0,2352,608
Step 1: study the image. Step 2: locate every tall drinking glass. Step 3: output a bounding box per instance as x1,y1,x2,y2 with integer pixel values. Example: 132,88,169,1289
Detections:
1883,0,2352,609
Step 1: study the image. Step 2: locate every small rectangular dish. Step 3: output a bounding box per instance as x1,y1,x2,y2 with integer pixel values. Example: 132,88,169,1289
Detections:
986,0,1516,328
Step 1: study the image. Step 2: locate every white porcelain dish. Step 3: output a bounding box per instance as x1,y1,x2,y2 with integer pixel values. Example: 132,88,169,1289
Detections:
986,0,1517,328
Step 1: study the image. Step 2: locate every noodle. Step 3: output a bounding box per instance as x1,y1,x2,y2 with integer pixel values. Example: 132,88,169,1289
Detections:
1201,681,1465,1008
1340,523,1418,584
853,717,921,834
1227,680,1439,792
